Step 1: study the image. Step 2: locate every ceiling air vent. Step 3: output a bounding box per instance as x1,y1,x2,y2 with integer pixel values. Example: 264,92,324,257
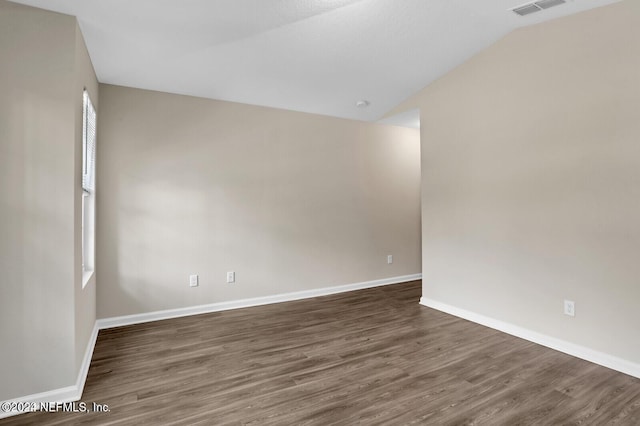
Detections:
535,0,566,9
512,0,566,16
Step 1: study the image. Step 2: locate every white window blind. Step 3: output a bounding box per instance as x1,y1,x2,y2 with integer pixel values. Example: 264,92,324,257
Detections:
82,90,96,193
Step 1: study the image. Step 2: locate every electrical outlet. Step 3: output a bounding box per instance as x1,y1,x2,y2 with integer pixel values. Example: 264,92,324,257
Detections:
387,255,393,264
189,274,199,287
564,300,575,317
227,271,235,283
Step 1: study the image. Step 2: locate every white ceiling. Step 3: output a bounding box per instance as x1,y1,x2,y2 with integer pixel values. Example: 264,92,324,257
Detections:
11,0,621,124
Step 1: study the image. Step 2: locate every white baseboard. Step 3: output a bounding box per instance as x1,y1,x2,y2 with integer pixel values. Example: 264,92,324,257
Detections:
0,323,99,419
97,273,423,330
420,297,640,380
0,386,78,419
76,323,99,395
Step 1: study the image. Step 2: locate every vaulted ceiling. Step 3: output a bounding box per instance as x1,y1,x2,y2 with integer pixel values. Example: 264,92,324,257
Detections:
11,0,621,125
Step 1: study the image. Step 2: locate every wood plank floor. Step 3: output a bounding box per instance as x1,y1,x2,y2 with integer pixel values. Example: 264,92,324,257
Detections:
3,281,640,425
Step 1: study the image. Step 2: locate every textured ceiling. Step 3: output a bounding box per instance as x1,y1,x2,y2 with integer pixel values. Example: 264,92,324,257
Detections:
11,0,622,123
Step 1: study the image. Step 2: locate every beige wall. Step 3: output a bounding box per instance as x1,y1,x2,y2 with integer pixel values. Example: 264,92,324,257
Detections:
391,0,640,364
0,1,76,399
0,1,98,400
97,85,421,318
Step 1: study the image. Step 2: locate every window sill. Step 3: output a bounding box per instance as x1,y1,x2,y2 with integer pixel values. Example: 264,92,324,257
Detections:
82,270,94,289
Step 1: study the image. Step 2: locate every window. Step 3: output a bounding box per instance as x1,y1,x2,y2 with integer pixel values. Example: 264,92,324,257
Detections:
82,89,96,287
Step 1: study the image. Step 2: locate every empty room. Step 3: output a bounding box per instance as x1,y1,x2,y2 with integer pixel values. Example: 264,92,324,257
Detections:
1,0,639,424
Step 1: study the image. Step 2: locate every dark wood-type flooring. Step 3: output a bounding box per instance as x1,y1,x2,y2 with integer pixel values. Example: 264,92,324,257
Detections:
3,281,640,425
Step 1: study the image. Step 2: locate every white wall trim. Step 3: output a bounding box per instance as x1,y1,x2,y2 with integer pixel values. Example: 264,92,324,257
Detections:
420,297,640,380
0,322,100,419
0,385,78,419
76,322,99,396
97,274,423,330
